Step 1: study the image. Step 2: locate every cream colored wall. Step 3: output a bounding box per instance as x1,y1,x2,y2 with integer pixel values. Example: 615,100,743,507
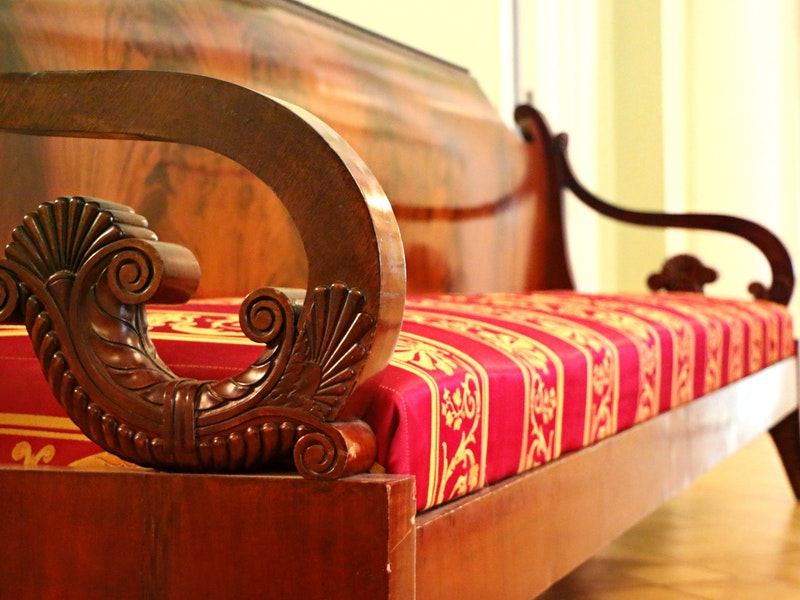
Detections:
515,0,612,291
608,0,665,293
307,1,800,315
674,0,800,311
518,0,800,317
300,0,514,115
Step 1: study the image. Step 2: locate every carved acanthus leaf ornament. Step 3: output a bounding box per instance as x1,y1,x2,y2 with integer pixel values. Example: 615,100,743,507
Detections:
0,196,377,478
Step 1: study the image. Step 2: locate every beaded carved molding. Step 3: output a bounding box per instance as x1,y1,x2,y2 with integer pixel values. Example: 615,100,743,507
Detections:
0,197,378,477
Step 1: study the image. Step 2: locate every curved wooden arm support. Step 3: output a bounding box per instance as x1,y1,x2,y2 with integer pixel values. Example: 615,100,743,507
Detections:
515,104,795,305
0,70,405,477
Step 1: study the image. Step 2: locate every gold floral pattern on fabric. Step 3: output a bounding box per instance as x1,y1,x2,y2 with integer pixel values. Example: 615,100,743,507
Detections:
635,296,744,395
713,301,773,371
11,441,55,465
524,362,560,468
515,295,665,424
721,309,746,383
412,296,621,446
145,310,253,344
403,309,564,474
2,293,794,513
0,412,85,440
621,294,781,386
390,332,490,508
547,294,698,409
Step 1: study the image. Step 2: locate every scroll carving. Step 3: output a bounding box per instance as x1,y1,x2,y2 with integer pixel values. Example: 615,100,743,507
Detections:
0,196,378,476
0,70,406,478
0,196,377,477
647,254,718,294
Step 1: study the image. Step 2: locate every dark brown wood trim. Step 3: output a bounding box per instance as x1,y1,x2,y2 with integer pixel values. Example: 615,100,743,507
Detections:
0,70,405,477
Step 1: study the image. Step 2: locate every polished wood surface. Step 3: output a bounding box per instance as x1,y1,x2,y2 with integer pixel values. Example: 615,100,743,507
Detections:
1,2,799,599
0,468,416,599
0,70,405,475
646,254,719,294
0,0,528,296
770,410,800,499
513,104,575,290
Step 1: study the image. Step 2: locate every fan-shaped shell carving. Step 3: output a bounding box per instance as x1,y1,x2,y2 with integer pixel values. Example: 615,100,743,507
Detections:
273,283,375,419
5,197,143,280
0,196,378,477
0,70,405,480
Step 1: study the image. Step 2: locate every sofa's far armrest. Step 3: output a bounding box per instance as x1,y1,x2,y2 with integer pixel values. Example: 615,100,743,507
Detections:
0,70,406,477
515,103,794,305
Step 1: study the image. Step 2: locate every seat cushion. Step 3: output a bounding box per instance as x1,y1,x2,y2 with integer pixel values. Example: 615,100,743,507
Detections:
362,292,794,509
0,292,794,510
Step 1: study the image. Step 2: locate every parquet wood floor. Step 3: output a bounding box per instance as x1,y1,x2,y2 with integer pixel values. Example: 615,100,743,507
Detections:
537,434,800,599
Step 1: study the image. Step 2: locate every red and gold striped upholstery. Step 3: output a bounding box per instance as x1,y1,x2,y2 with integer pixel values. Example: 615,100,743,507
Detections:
1,292,794,510
363,292,794,509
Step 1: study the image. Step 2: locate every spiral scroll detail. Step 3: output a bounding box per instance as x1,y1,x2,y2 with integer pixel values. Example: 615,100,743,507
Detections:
0,197,378,476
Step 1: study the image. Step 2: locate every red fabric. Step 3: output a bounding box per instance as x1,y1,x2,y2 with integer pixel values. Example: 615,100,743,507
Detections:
0,292,794,511
0,299,258,468
361,292,794,509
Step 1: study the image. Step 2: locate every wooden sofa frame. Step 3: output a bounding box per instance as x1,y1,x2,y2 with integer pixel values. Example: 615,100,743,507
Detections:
1,6,799,600
1,67,798,600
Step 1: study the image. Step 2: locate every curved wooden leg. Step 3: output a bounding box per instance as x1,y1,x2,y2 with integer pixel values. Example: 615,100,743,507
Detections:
769,409,800,500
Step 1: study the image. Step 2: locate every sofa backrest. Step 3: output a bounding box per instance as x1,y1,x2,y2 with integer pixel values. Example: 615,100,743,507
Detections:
0,0,558,298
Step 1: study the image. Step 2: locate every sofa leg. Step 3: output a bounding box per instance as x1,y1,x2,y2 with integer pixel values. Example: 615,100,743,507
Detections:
769,409,800,500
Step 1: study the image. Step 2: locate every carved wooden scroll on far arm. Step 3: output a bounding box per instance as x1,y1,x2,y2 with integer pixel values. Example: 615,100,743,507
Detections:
514,103,795,305
0,70,406,477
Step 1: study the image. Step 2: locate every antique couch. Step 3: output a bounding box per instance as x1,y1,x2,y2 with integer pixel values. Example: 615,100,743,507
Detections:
0,2,798,599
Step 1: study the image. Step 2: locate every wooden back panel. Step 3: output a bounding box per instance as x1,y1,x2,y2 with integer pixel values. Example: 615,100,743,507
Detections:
0,0,534,297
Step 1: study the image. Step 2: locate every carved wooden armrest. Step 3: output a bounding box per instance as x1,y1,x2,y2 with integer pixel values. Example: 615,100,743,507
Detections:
515,104,795,305
0,70,405,477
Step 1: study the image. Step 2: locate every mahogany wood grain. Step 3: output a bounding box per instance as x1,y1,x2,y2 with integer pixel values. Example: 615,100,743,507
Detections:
0,70,404,475
0,3,798,599
0,469,416,599
0,0,528,296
